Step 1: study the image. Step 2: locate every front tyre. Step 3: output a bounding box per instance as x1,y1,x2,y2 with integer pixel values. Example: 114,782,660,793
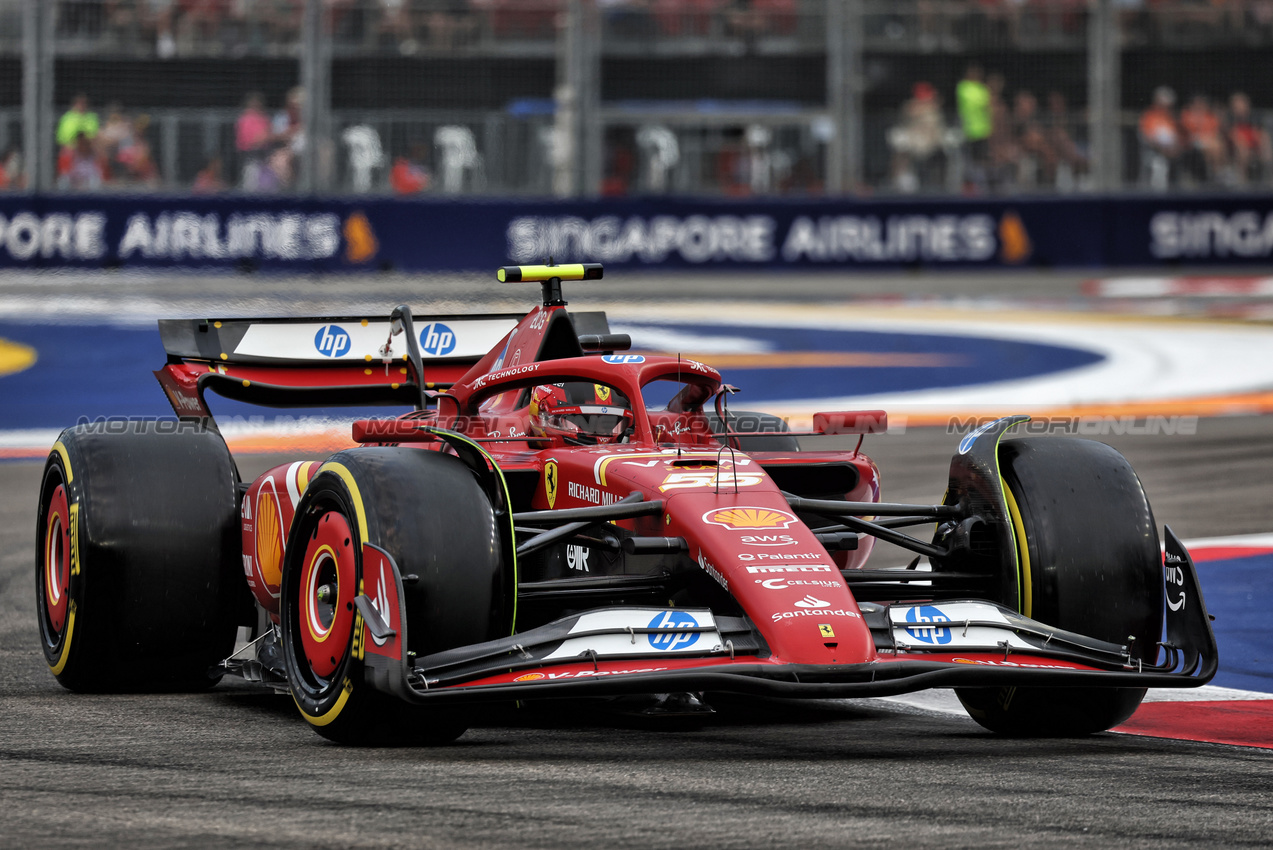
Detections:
280,448,508,745
956,438,1164,736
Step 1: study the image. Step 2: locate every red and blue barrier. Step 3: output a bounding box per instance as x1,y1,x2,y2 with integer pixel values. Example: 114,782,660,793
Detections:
1,193,1272,272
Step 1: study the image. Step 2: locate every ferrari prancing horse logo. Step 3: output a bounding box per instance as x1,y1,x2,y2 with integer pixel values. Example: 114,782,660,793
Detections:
544,460,558,509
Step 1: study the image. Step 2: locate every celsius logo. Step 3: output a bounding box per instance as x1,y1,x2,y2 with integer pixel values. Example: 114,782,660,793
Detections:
314,325,351,357
905,605,952,645
647,610,700,651
420,323,457,356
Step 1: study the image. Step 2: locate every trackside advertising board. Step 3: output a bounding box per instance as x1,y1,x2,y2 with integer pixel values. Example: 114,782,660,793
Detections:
0,194,1270,272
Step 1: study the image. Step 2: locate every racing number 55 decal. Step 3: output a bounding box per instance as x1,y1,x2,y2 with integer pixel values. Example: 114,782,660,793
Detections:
659,470,765,491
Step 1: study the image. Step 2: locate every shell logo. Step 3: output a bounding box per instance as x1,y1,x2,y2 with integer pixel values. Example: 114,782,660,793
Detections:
514,672,545,682
255,487,285,592
702,507,798,530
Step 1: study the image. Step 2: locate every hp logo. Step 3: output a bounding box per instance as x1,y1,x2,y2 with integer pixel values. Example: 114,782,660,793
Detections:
419,322,457,356
313,325,351,358
647,610,700,651
904,605,953,645
602,354,645,365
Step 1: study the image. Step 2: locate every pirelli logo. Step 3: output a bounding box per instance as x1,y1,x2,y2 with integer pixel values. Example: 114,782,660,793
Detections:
744,565,833,574
69,502,81,576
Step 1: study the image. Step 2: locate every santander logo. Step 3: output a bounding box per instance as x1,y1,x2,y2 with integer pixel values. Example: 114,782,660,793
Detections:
793,595,830,609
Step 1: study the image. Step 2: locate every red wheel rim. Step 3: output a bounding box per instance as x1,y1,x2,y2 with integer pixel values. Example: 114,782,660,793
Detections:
298,510,356,679
43,484,71,634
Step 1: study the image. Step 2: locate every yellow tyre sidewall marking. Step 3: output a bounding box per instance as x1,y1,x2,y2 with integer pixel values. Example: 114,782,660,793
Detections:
0,337,36,378
296,462,368,726
1002,481,1033,618
296,676,355,727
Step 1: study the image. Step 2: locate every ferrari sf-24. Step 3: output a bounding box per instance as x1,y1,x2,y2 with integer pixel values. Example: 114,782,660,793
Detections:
36,263,1216,744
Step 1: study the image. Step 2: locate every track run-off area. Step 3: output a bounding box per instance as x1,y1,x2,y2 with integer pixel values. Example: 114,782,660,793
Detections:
1,270,1271,847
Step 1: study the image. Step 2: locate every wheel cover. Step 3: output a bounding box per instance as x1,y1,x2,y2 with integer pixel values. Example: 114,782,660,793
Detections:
42,483,71,635
298,510,357,679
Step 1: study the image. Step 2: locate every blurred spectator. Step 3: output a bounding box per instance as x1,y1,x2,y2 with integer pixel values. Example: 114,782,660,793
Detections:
425,1,479,49
193,156,227,193
0,148,23,191
956,65,991,190
115,116,160,187
96,103,134,164
1227,92,1273,185
1012,89,1053,189
1044,91,1088,191
985,71,1014,191
390,144,433,194
57,132,105,190
378,0,417,53
56,94,99,149
236,92,272,190
1139,86,1182,189
887,81,947,193
153,0,177,58
271,86,307,189
1180,92,1226,184
601,132,636,196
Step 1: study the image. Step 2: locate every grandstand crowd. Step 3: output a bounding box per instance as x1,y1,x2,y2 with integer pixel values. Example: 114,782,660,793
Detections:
1,0,1269,196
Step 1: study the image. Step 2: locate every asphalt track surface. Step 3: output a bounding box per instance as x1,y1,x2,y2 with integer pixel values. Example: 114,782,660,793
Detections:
2,271,1273,848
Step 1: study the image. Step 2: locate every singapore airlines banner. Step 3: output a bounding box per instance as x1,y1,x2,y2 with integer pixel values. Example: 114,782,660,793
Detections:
0,194,1268,271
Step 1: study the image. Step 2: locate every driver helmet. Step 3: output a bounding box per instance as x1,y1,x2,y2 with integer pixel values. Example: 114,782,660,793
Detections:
529,382,633,445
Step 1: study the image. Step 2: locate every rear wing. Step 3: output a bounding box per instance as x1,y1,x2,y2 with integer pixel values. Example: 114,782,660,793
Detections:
155,313,522,417
159,314,521,366
153,309,615,419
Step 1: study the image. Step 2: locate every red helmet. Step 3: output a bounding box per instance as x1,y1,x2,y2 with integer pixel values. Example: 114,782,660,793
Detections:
529,383,633,445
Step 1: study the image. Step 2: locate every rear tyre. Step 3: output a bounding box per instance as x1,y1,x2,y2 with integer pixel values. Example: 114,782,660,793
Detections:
280,448,509,746
35,421,244,692
956,438,1163,736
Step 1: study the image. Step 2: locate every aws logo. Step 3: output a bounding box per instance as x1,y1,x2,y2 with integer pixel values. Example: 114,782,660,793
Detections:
343,211,379,263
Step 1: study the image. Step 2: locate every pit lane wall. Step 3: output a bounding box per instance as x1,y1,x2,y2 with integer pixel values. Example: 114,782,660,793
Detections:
1,194,1271,272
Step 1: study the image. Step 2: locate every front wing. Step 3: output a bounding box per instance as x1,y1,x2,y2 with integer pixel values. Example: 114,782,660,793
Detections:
355,527,1217,706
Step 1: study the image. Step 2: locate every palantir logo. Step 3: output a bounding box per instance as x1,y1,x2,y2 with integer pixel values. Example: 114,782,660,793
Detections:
905,605,952,645
647,610,700,651
420,322,457,356
314,325,351,358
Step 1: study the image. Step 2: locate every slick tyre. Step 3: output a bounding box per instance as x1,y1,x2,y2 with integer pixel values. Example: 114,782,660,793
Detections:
956,438,1164,736
280,448,509,746
35,421,244,692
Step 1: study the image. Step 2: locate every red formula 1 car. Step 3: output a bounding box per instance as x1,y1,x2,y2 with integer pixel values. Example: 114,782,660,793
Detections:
35,263,1217,744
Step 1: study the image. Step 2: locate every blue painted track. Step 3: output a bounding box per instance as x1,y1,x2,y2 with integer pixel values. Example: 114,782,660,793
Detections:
622,321,1102,401
1196,552,1273,693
